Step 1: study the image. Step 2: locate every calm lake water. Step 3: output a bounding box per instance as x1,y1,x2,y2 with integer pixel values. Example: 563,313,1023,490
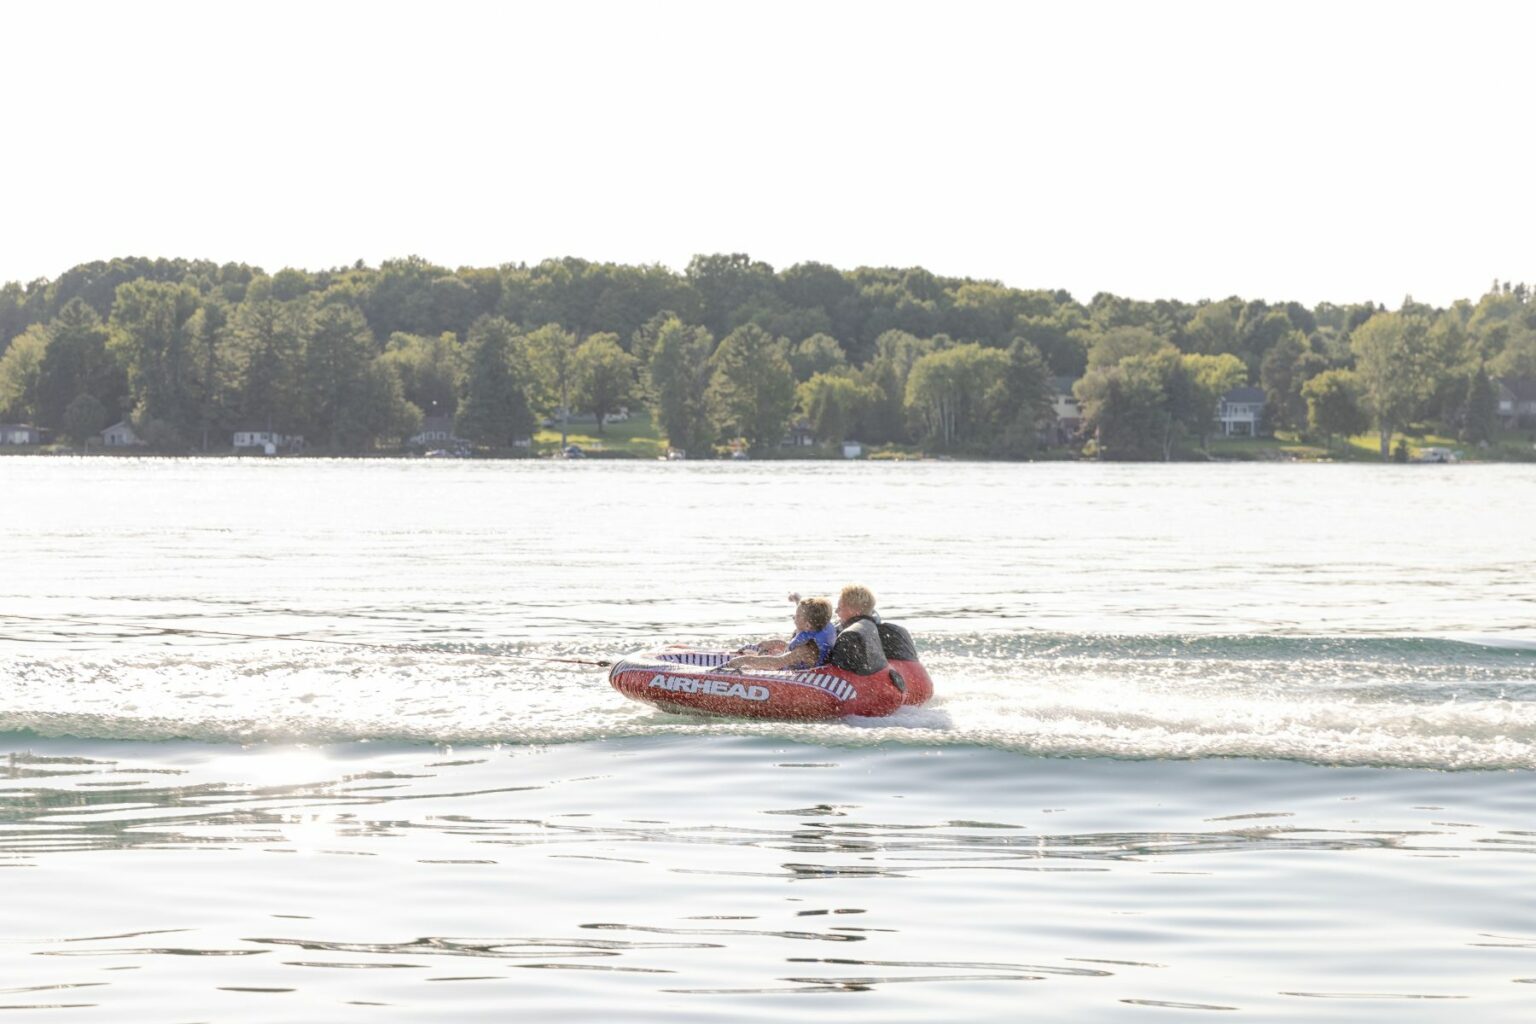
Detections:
2,458,1534,1021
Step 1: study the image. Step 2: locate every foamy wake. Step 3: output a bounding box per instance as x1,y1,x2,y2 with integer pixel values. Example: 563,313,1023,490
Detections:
2,640,1533,770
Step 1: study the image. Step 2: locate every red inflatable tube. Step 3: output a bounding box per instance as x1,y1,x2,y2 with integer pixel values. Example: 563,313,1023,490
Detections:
888,659,933,706
608,649,933,721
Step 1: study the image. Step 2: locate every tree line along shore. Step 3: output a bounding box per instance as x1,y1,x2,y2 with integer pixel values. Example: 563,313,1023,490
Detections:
1,255,1533,461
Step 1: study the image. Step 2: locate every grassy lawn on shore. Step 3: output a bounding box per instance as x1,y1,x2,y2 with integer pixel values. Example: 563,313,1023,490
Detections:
1205,427,1536,462
532,411,668,458
532,412,1536,464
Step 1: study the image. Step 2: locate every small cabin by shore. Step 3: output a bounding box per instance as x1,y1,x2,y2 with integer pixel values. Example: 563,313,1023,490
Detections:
0,423,43,445
100,421,145,447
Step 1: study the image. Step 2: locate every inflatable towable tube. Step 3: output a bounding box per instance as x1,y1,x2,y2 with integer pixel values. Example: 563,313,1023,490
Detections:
608,649,934,721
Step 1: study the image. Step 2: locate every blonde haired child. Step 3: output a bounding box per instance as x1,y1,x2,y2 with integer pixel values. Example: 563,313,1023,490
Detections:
721,596,836,671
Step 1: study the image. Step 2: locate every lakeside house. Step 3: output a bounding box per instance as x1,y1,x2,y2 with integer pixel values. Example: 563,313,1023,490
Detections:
0,423,43,445
409,415,463,448
1217,387,1266,437
100,421,145,447
841,441,864,459
540,406,630,427
781,418,815,448
1050,379,1269,442
1497,377,1536,426
233,428,303,455
1051,377,1083,443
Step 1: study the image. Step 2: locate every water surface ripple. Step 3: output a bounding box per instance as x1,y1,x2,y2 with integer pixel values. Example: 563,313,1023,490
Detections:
1,459,1533,1020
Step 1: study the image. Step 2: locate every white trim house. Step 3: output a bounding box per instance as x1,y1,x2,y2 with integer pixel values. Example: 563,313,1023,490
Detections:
1217,387,1266,437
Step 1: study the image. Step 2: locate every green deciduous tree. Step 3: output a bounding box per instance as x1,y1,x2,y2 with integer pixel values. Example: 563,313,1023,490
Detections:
686,253,776,338
787,333,847,382
230,296,305,432
458,316,537,447
572,333,638,433
1149,352,1205,460
63,392,107,448
990,338,1055,455
302,302,383,449
1350,311,1438,458
1462,365,1497,444
904,343,1009,449
707,324,796,454
269,267,312,302
861,329,931,444
1084,325,1174,370
0,324,48,421
381,331,462,420
798,372,879,445
1421,312,1478,430
1075,357,1170,460
1074,351,1210,460
1184,300,1241,356
1014,314,1086,376
36,299,120,431
359,360,423,447
183,300,237,450
948,281,1027,345
1258,330,1312,432
107,279,202,445
1237,308,1296,371
1489,327,1536,380
364,255,447,338
526,323,580,447
1184,353,1249,449
776,261,854,333
644,316,716,456
0,281,32,353
1302,369,1369,447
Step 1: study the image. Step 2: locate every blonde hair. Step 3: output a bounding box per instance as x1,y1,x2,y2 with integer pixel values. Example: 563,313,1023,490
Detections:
837,584,876,616
797,597,833,631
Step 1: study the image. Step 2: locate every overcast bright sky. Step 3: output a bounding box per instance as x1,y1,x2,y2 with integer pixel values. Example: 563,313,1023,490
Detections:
3,0,1530,308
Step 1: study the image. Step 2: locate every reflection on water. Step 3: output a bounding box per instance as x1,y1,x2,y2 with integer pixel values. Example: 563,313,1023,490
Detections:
1,747,1508,867
3,737,1535,1019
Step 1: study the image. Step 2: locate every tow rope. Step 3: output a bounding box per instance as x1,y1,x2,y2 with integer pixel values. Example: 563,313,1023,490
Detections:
0,612,613,668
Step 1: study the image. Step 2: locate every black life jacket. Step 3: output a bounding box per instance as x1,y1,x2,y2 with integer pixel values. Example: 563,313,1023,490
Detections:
877,621,918,662
828,616,888,676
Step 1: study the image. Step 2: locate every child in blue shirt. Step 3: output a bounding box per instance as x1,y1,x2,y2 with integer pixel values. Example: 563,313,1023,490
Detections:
721,596,836,671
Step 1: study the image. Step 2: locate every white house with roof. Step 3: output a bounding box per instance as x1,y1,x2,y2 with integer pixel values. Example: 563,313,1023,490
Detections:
1051,377,1083,442
0,423,42,445
1217,387,1266,437
100,420,145,447
233,428,303,455
409,415,463,448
